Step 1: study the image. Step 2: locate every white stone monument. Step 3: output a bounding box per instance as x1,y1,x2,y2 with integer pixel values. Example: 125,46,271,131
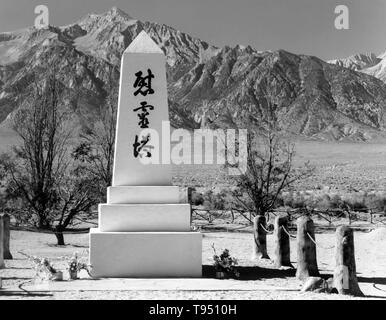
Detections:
89,31,202,278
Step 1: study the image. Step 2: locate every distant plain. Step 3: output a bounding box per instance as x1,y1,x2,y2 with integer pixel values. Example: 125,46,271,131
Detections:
2,125,386,192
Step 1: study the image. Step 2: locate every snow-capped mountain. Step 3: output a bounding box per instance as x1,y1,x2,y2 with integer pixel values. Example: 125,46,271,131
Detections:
329,51,386,83
328,53,381,71
363,53,386,83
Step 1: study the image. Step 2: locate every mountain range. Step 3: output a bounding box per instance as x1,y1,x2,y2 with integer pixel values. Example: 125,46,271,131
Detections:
1,7,386,142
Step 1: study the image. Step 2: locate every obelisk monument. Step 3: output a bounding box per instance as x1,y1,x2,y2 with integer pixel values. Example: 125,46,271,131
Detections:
89,31,202,277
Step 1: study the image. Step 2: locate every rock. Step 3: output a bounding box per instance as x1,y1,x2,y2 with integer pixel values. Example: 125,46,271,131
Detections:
301,277,327,292
301,276,339,294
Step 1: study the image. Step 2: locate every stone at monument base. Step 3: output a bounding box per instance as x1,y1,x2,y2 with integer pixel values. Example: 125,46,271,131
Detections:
89,228,202,278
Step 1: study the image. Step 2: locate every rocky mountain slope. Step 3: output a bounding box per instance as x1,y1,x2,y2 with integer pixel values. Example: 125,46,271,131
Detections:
1,7,386,141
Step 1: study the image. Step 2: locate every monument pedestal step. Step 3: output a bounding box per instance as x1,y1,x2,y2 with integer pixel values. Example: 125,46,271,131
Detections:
107,186,188,204
98,203,191,232
89,228,202,278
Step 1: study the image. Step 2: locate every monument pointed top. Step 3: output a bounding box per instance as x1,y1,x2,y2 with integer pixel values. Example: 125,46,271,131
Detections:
125,31,164,54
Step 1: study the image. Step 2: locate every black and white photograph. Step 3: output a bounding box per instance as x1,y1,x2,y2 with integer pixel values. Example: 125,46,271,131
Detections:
0,0,386,305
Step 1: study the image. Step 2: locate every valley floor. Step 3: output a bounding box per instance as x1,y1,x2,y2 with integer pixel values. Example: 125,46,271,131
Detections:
172,139,386,192
2,129,386,192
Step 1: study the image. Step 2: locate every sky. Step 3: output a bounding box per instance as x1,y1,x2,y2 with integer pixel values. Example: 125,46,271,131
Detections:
0,0,385,60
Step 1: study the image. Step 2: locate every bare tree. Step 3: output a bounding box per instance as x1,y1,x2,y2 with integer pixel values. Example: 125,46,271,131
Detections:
53,164,99,245
233,132,312,213
0,70,97,245
230,96,314,258
5,72,69,229
72,71,118,200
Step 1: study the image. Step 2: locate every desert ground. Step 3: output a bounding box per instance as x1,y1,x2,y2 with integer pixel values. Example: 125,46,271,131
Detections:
1,222,386,300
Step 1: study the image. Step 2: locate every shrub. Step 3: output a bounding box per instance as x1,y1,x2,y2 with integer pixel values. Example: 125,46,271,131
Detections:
212,244,240,279
316,194,343,210
364,194,386,211
282,193,307,209
203,190,229,211
191,191,204,206
343,198,367,211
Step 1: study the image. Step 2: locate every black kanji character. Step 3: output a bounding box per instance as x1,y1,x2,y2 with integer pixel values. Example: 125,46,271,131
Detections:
133,69,155,96
133,101,154,128
133,134,153,158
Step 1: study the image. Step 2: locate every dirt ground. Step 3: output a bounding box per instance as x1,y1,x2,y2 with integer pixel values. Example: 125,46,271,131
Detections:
1,227,386,300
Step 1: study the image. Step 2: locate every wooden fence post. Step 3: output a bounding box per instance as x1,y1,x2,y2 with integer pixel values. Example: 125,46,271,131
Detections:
333,226,363,296
0,215,5,269
2,213,12,259
252,215,270,259
274,215,292,268
296,216,319,280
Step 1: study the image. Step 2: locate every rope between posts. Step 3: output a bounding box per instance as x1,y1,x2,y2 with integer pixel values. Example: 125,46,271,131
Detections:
259,223,274,234
307,232,335,250
281,226,297,238
373,283,386,293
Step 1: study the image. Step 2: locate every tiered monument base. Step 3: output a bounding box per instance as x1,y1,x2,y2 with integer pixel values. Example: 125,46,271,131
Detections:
89,186,202,278
90,229,202,278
